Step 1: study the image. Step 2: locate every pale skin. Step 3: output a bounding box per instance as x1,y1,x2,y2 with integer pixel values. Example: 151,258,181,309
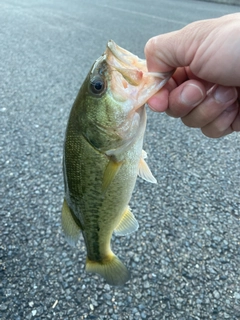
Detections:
144,13,240,138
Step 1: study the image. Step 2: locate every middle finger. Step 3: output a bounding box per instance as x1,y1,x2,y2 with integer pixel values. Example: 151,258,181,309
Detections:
182,85,238,128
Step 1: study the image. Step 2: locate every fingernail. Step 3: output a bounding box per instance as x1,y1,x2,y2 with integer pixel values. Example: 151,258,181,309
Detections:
213,86,237,103
180,83,204,107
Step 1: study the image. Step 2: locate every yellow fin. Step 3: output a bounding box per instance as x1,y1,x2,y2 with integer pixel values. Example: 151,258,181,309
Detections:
86,254,130,286
114,206,139,236
138,150,157,184
61,199,81,247
102,159,123,193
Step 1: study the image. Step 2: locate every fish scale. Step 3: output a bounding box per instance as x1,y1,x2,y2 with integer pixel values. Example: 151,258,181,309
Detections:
61,40,172,286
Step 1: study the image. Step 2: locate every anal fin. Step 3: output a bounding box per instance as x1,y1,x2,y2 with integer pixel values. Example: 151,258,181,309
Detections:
114,206,139,236
61,199,81,247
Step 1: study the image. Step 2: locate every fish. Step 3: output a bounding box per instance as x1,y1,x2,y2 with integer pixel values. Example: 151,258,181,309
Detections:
61,40,172,286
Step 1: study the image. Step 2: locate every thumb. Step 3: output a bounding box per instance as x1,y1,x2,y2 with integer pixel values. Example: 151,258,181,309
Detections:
144,13,240,86
144,25,203,73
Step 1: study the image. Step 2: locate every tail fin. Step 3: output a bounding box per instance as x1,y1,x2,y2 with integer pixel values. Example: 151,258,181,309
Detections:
86,254,130,286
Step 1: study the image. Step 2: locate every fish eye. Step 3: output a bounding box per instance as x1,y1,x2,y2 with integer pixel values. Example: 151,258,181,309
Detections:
89,76,106,96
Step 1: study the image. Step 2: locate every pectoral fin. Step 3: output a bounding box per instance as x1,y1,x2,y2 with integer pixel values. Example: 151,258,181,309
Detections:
102,159,123,193
61,199,81,246
138,150,157,184
114,206,139,236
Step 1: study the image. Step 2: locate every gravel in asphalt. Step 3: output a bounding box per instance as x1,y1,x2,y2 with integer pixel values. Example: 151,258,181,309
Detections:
0,0,240,319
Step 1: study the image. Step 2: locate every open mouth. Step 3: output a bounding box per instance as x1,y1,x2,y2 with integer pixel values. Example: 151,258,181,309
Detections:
104,40,173,108
106,40,147,73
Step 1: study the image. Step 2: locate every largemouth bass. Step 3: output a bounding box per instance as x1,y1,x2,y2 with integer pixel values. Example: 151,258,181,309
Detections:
62,40,172,286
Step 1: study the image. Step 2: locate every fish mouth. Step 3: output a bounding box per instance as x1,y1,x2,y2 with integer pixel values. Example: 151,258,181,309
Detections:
104,40,173,109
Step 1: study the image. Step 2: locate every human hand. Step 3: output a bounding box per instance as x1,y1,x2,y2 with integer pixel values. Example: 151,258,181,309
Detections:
145,13,240,138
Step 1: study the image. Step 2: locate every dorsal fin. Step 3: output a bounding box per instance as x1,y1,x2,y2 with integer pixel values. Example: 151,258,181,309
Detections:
61,199,82,246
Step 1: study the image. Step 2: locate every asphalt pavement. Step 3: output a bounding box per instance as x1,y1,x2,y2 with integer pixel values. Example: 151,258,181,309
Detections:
1,0,240,319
